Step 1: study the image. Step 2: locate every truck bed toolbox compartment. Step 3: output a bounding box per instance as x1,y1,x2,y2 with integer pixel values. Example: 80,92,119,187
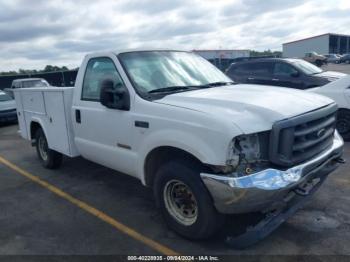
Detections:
13,87,79,157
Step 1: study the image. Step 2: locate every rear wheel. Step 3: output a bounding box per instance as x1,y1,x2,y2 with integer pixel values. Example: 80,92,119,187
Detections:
337,110,350,141
154,160,224,239
35,128,63,169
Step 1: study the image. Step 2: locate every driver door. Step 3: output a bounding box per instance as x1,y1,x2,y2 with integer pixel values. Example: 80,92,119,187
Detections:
72,56,136,176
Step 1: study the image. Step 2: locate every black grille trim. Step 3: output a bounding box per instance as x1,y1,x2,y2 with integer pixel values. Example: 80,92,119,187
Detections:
269,103,338,167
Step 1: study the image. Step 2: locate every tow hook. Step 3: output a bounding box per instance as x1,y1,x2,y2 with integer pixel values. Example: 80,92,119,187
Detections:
294,178,320,196
334,157,346,164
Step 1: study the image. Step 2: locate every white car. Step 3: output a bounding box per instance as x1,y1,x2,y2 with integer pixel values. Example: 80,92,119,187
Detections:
324,54,341,64
308,75,350,140
11,78,50,89
0,91,17,123
12,50,344,247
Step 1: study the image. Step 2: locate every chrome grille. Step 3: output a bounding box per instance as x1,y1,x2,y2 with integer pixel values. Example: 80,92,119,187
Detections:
269,104,337,167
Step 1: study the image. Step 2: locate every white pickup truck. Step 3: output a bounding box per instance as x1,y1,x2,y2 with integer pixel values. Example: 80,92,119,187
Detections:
13,50,344,247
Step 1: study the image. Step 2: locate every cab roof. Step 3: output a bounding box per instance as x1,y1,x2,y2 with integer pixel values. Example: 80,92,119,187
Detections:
12,78,46,82
84,49,190,58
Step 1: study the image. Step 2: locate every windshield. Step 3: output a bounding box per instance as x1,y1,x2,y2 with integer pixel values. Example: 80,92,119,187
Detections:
0,92,13,101
22,80,49,88
292,60,323,75
118,51,232,96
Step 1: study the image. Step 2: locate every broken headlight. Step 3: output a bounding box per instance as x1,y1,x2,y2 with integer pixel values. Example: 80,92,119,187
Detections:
226,132,270,176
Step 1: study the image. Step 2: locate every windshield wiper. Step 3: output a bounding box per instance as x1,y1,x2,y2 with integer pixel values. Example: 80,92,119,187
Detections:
310,71,323,75
149,85,205,94
148,81,235,94
206,81,235,86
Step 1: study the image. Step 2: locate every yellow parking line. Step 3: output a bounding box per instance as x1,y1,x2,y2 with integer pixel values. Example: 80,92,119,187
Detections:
0,155,179,256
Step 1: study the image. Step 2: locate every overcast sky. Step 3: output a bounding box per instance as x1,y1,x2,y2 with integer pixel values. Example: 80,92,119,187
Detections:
0,0,349,71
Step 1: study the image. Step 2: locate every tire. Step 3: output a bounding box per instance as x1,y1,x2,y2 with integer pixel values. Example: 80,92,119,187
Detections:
315,60,323,67
346,60,350,64
154,160,224,239
337,110,350,141
35,128,63,169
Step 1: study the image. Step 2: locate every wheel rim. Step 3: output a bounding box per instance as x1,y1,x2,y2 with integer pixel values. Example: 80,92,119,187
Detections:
163,180,198,226
38,135,48,161
337,119,350,134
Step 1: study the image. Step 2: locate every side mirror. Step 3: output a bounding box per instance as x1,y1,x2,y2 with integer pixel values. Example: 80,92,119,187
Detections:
99,79,130,111
290,71,300,78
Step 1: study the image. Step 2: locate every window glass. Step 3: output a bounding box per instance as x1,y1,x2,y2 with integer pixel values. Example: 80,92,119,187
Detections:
291,60,322,75
118,51,231,94
22,80,49,88
229,64,249,74
229,62,272,76
82,57,124,101
0,92,13,101
273,63,298,76
12,82,20,88
251,62,273,76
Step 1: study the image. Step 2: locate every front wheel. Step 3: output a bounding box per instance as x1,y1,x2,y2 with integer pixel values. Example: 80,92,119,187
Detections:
35,128,63,169
154,160,224,239
337,110,350,141
315,60,323,67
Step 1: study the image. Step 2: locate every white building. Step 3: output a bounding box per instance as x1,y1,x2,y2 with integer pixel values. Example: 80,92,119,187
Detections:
193,49,250,60
283,33,350,58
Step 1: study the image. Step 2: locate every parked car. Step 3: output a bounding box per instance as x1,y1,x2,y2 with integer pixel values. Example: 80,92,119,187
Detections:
11,78,50,89
324,54,341,64
339,54,350,64
226,58,346,89
0,91,17,123
226,58,349,140
12,50,344,247
307,75,350,140
7,78,51,98
228,56,276,63
303,52,327,66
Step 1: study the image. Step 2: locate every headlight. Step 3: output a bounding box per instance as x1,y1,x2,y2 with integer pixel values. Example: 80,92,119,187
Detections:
226,132,270,176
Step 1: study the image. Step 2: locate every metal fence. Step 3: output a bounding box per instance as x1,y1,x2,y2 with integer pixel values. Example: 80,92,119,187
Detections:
0,70,78,90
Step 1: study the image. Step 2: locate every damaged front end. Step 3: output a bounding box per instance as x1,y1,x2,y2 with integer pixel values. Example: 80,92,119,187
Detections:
226,132,270,176
201,130,344,248
208,132,270,176
201,130,343,214
200,104,345,248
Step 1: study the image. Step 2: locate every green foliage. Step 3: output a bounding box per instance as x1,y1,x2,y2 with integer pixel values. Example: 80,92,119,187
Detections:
250,49,282,57
0,65,70,76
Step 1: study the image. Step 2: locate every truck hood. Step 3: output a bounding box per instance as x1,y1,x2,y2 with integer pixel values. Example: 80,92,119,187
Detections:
314,71,347,81
156,84,334,134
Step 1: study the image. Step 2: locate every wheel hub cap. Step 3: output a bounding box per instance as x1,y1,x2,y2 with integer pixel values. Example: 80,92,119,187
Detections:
163,180,198,226
38,136,48,161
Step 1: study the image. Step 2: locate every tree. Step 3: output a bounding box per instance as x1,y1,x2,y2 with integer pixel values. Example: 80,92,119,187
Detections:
0,65,71,75
250,49,282,57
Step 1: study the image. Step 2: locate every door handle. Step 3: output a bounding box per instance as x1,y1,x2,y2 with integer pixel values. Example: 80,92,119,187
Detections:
272,78,279,81
247,77,255,80
75,109,81,123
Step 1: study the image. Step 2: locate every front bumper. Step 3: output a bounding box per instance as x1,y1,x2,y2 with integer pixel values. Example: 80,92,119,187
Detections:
200,131,344,214
0,109,17,123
